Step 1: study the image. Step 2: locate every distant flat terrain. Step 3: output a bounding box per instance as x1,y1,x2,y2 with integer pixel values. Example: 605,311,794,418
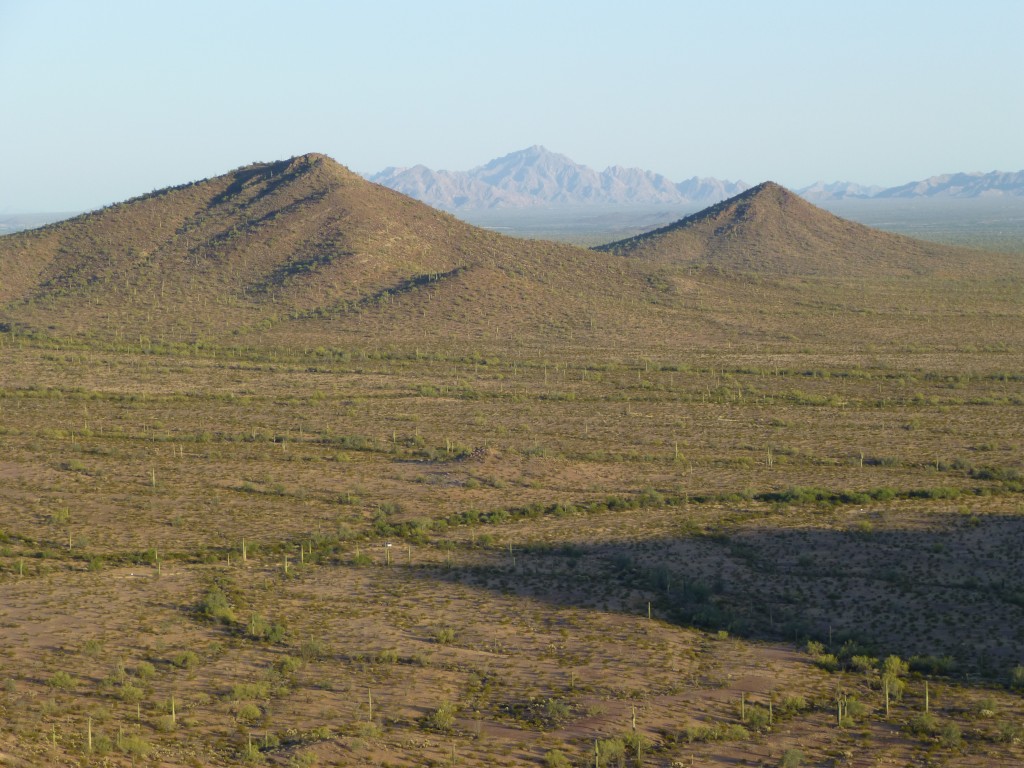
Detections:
458,198,1024,252
0,211,78,235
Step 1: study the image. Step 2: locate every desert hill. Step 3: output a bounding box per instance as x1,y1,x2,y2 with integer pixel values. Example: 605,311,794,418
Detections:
0,153,475,312
0,154,652,344
595,181,997,277
2,159,1019,357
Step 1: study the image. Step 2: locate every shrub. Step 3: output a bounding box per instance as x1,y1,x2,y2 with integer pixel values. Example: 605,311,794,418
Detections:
118,682,144,703
845,697,869,720
595,737,625,767
249,613,287,643
780,694,807,715
908,711,939,736
232,681,271,700
236,702,262,722
198,585,236,624
153,714,176,732
173,650,200,670
427,700,457,732
723,724,749,740
118,734,152,758
135,661,156,680
544,697,571,723
814,654,840,672
82,638,104,656
47,671,75,690
939,721,963,749
743,704,771,730
849,655,877,674
299,637,327,662
276,655,303,675
434,627,456,645
780,749,804,768
1010,665,1024,690
974,696,998,717
910,655,956,675
545,750,571,768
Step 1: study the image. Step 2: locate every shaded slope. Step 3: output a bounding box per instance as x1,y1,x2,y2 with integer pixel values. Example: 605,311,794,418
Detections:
595,181,1000,277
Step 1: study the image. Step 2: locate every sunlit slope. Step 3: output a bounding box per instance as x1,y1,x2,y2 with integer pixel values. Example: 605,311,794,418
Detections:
596,181,1009,278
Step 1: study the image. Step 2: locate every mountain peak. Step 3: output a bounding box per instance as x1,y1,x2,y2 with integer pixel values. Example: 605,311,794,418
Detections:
369,149,748,210
596,181,975,277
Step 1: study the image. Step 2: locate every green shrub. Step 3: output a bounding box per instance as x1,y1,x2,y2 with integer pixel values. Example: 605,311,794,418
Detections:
118,734,152,758
153,714,176,732
118,682,144,703
780,694,807,715
173,650,200,670
1010,665,1024,690
910,655,956,675
780,748,804,768
845,697,869,720
595,737,625,767
908,711,939,736
47,671,75,690
249,613,287,643
427,700,458,732
814,654,840,672
276,655,303,675
743,704,771,730
232,681,271,700
723,723,750,740
849,655,877,674
299,636,327,662
198,585,236,624
939,721,962,749
434,627,456,645
545,749,571,768
236,702,262,722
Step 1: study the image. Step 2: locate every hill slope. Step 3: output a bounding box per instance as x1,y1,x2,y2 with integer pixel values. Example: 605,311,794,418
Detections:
2,160,1019,358
595,181,998,277
0,153,650,343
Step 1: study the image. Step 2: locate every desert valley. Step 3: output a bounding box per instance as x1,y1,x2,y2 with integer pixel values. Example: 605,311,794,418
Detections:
0,153,1023,767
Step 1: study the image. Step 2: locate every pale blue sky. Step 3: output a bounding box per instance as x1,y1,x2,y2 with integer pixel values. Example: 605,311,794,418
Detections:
1,0,1021,211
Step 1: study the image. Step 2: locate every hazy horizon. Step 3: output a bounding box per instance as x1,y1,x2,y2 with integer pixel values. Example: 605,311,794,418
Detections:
2,0,1022,212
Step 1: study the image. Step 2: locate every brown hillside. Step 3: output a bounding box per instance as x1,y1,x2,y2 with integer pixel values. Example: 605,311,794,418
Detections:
0,155,500,333
595,181,996,277
2,160,1021,359
0,153,662,344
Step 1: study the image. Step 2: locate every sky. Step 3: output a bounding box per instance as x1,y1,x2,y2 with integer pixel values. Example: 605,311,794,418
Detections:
1,0,1022,212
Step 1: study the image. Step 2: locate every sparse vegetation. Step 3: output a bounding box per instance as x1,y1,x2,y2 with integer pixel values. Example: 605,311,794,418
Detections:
0,155,1021,766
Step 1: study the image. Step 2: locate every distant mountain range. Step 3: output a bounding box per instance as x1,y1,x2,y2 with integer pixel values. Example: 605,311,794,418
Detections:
368,147,1024,209
368,146,750,210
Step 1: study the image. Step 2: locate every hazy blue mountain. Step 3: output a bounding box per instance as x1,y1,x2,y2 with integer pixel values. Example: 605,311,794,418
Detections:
873,170,1024,198
368,146,749,210
800,171,1024,201
797,181,883,202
